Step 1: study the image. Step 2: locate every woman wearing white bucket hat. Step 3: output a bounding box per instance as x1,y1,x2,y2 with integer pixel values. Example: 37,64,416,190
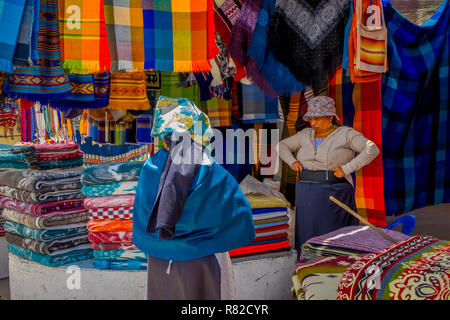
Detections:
279,96,380,257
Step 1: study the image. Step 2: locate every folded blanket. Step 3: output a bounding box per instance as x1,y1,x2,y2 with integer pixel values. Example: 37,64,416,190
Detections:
4,220,88,241
0,196,85,216
93,249,147,261
254,228,290,238
93,259,147,270
37,150,84,162
87,219,132,232
81,181,138,197
2,208,90,230
35,158,84,170
34,143,80,154
0,161,29,169
0,185,83,204
229,239,290,257
81,162,144,186
89,207,133,220
244,193,291,208
0,144,37,163
253,215,289,225
0,168,82,193
0,151,28,162
253,232,288,243
255,223,289,233
7,243,93,267
5,232,90,255
83,195,135,209
88,231,133,244
90,242,137,251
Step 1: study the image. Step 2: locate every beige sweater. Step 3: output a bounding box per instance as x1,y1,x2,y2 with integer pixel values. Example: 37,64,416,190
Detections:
278,126,380,185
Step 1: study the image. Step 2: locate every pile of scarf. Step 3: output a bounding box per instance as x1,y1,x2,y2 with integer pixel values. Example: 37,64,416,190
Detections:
82,161,147,270
0,168,92,267
143,0,218,73
32,143,83,170
0,144,37,169
229,193,291,258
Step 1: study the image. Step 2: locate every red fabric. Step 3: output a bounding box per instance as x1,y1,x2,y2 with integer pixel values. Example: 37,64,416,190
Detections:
229,240,290,257
87,219,133,232
253,232,288,243
99,0,111,72
37,150,84,161
88,231,133,244
255,223,289,233
207,0,220,59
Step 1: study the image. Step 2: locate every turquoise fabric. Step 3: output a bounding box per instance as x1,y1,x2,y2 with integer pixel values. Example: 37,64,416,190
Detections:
81,181,138,197
4,220,88,241
7,243,93,267
133,148,256,261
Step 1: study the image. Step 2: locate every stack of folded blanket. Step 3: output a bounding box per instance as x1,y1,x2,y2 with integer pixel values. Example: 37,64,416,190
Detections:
0,212,5,237
0,144,37,170
81,162,147,270
33,143,84,170
229,193,291,258
0,169,92,267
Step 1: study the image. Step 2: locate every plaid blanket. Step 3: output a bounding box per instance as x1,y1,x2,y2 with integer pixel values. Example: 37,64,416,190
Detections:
200,97,232,127
58,0,111,73
143,0,218,72
104,0,144,72
381,0,450,216
239,83,279,123
337,235,450,300
0,0,26,72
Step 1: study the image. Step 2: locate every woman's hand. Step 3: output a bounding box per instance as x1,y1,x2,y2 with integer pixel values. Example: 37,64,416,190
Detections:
290,161,303,172
332,166,345,178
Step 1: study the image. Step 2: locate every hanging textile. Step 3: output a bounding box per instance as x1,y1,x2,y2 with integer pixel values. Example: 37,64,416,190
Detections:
58,0,111,74
213,0,244,45
267,0,351,90
0,98,19,138
5,0,72,103
239,83,279,123
103,0,145,72
19,99,35,142
0,72,6,94
381,0,450,215
200,97,232,128
142,0,218,72
107,72,150,111
160,72,202,109
246,0,306,96
0,0,26,72
13,0,35,67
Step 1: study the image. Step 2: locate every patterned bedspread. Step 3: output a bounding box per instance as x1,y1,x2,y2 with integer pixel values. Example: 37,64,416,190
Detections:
337,236,450,300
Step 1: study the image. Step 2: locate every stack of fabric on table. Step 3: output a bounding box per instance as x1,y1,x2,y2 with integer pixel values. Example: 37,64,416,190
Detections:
229,193,291,258
81,162,147,270
0,169,92,267
0,213,5,237
32,143,84,170
0,144,37,170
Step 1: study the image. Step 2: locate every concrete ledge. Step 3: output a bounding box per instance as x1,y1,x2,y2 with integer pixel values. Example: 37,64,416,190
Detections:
0,238,8,279
9,250,297,300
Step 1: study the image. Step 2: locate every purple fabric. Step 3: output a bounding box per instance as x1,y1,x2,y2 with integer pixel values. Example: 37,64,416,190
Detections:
305,226,409,253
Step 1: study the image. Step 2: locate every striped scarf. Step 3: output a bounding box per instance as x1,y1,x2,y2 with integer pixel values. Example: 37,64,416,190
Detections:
143,0,218,72
104,0,145,72
58,0,111,74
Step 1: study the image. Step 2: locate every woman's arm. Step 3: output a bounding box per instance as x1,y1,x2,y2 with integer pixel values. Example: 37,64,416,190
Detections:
341,128,380,176
278,131,303,167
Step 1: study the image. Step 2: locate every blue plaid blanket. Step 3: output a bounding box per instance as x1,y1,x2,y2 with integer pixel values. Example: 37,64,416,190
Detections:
381,0,450,215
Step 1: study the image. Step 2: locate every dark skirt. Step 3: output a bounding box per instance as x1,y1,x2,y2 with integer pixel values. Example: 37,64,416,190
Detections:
295,181,359,256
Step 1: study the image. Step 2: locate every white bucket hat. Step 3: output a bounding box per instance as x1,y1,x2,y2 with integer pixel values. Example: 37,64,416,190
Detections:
303,96,340,121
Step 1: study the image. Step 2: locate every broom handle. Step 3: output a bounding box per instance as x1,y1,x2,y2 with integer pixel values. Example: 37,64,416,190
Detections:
329,196,397,244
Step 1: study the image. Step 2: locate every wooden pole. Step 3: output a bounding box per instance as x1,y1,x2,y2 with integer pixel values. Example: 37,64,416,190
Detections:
329,196,397,244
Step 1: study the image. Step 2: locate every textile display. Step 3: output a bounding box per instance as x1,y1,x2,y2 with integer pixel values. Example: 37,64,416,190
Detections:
89,207,133,220
87,219,133,232
2,207,89,230
228,239,290,257
267,0,351,90
5,0,72,103
5,232,90,255
35,158,83,170
103,0,144,72
13,0,35,67
88,231,133,244
244,193,291,209
337,235,450,300
90,242,136,250
142,0,218,72
93,259,147,270
381,0,450,216
0,185,82,204
0,196,85,216
81,162,144,186
81,181,138,197
107,72,150,111
93,248,146,260
7,243,92,267
160,72,202,110
292,254,362,300
213,0,244,45
83,195,135,209
58,0,111,74
200,97,232,127
4,220,87,241
0,0,26,72
136,114,153,144
239,83,279,123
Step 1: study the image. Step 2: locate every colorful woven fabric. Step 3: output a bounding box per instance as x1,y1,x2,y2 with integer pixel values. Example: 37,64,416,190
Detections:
81,161,143,186
103,0,144,72
107,72,150,111
87,219,133,232
90,242,136,251
93,249,146,260
58,0,111,73
213,0,244,45
4,220,87,241
239,83,279,123
136,114,153,143
93,259,147,270
89,207,133,220
5,0,72,103
337,235,450,300
381,0,450,215
160,72,201,108
228,239,290,257
88,231,133,244
268,0,351,90
143,0,218,72
0,0,26,72
13,0,35,67
200,97,232,127
0,196,85,216
81,181,138,197
83,195,135,210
